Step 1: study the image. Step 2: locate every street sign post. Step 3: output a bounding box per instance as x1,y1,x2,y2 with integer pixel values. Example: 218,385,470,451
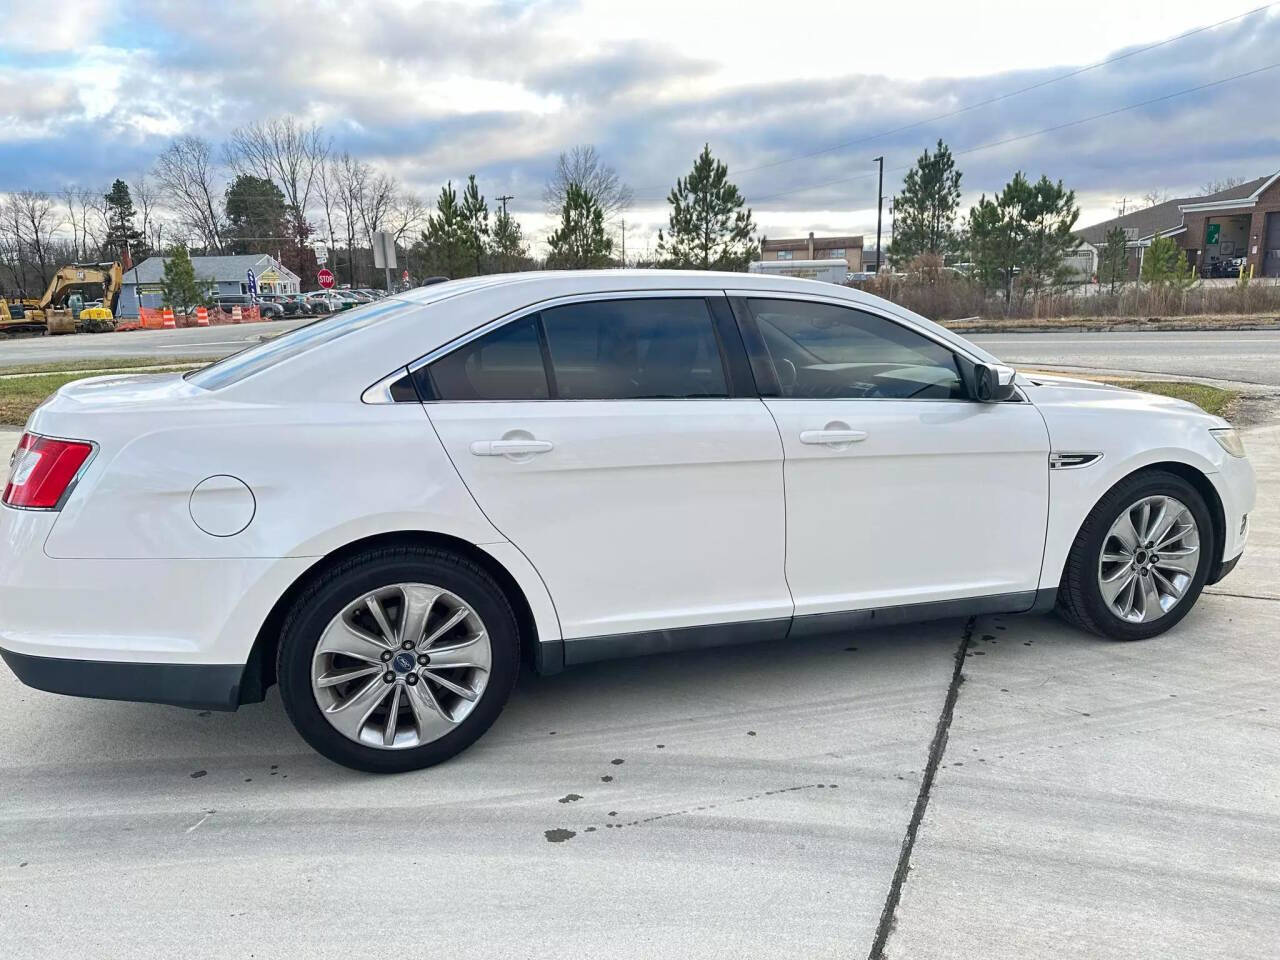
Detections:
317,268,335,289
372,231,397,293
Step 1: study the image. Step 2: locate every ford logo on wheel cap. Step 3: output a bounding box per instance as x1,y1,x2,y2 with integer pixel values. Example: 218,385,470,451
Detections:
392,652,416,673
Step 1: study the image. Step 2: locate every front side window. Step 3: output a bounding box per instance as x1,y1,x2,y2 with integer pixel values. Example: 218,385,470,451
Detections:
746,298,965,401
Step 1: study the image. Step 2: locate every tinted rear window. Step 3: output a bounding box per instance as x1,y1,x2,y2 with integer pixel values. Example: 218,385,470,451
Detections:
186,299,409,390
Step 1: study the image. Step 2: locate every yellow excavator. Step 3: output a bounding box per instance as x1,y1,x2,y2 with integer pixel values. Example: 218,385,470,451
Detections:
1,262,124,336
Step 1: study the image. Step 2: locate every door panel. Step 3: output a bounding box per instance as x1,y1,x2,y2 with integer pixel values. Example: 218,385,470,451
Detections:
428,399,790,638
767,398,1050,614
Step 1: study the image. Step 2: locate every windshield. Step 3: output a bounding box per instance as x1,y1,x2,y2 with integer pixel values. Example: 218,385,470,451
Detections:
186,298,410,389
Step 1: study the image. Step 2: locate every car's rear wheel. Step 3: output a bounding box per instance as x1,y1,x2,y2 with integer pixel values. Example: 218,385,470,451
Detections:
277,545,519,772
1057,470,1213,640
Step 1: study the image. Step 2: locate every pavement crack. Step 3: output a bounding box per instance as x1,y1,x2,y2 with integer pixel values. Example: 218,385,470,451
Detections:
1204,590,1280,602
866,616,972,960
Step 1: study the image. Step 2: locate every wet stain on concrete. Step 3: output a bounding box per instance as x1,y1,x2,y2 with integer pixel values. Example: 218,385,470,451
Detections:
544,829,575,843
610,758,624,765
600,775,613,782
190,770,207,779
558,793,583,804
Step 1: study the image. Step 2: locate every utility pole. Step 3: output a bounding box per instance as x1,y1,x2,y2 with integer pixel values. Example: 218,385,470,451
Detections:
496,195,514,218
873,156,884,274
496,195,515,271
620,217,626,266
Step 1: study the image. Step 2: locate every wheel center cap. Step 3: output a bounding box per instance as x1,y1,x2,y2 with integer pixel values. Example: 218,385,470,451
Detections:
1135,550,1148,565
392,652,416,673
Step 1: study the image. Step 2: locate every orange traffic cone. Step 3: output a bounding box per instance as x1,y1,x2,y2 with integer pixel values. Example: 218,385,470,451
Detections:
162,307,176,329
195,306,209,326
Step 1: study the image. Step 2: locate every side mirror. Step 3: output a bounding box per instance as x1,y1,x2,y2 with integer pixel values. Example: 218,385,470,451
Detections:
973,362,1018,402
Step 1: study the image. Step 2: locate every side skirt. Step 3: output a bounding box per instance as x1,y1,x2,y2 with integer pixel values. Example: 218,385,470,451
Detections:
540,589,1057,673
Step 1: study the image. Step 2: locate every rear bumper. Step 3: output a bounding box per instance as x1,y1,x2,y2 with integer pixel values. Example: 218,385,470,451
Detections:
0,647,243,711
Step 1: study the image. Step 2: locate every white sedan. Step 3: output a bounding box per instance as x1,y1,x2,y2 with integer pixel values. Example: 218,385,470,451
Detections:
0,272,1255,772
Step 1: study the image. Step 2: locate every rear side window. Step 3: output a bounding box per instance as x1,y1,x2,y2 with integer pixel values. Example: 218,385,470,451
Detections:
423,298,729,401
540,298,727,400
426,313,549,400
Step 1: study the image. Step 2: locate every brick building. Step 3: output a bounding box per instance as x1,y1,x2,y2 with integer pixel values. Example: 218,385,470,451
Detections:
760,233,863,273
1073,172,1280,279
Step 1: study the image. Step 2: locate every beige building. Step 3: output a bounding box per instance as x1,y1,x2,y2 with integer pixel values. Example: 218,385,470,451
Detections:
760,233,863,272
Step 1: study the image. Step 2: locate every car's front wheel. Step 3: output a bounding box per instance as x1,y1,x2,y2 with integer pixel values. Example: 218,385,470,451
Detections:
1057,470,1213,640
277,545,520,772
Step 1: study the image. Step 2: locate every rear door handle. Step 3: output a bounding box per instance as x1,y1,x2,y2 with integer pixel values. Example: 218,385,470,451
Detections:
799,429,868,445
470,439,554,457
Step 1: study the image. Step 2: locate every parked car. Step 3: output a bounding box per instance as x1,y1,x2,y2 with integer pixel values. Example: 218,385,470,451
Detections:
304,293,337,314
1207,257,1244,278
0,272,1254,773
259,293,308,317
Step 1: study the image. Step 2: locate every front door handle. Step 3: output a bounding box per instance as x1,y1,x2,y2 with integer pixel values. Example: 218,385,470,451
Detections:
799,429,868,446
470,439,554,457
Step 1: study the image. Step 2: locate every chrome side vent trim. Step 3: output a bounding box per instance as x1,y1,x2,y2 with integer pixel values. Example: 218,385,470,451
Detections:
1049,451,1103,470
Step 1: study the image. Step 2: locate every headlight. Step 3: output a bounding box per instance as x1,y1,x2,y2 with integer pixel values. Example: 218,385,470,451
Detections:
1210,427,1246,458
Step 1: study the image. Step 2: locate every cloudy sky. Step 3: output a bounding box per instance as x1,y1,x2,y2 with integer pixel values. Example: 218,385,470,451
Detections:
2,0,1278,255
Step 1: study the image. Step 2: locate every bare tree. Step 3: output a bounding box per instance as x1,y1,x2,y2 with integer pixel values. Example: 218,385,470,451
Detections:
1140,189,1171,210
390,191,428,248
357,170,398,250
225,117,329,237
130,173,161,254
1202,175,1246,195
154,135,225,253
333,152,368,285
12,191,60,291
543,144,633,219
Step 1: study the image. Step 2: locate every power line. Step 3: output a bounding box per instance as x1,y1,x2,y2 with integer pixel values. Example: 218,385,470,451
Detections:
742,61,1280,206
631,2,1275,199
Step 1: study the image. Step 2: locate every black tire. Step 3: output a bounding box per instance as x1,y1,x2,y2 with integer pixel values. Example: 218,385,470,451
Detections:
1057,469,1214,640
277,545,520,773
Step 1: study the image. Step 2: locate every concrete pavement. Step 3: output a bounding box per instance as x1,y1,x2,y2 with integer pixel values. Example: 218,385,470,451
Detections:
0,424,1276,958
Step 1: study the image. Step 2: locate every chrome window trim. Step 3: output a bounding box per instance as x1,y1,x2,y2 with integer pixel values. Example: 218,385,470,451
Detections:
406,289,720,376
361,367,412,405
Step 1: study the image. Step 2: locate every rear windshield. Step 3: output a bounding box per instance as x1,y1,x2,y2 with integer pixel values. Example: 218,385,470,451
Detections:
186,299,410,390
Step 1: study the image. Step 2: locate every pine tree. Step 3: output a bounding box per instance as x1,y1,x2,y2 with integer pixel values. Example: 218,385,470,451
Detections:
1020,174,1081,291
414,181,481,278
890,139,961,265
656,144,757,270
966,171,1081,301
223,174,288,255
546,184,614,269
1141,234,1197,289
103,179,142,261
1099,226,1129,292
490,207,529,272
160,245,211,314
460,174,490,275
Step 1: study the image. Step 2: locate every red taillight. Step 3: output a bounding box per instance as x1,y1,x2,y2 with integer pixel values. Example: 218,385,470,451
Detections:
3,433,94,510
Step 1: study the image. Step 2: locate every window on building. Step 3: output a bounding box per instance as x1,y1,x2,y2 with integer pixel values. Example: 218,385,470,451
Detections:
828,248,845,258
775,250,793,260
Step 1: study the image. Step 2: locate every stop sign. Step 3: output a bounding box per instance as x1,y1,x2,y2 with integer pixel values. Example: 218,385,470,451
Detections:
317,268,335,289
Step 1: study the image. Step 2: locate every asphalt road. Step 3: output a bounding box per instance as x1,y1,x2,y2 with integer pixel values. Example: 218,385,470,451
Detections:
970,330,1280,388
0,318,309,368
1,422,1278,958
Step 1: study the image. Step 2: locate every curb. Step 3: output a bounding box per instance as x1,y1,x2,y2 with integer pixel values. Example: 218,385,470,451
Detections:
946,321,1280,334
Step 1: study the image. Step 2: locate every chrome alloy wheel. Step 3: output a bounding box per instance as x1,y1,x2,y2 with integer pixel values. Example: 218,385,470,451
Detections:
1097,495,1201,624
310,583,492,749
